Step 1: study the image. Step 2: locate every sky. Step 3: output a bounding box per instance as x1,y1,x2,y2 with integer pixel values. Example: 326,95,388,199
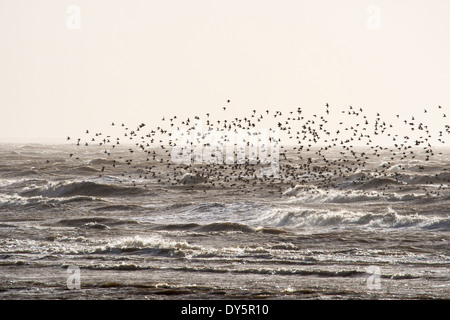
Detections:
0,0,449,143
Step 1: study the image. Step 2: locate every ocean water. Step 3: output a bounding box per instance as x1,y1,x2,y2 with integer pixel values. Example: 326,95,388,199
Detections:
0,143,448,299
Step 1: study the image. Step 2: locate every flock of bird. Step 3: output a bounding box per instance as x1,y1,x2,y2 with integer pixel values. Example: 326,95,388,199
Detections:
66,102,449,197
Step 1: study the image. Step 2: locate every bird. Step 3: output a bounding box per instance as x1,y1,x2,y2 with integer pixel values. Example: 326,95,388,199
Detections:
68,99,448,200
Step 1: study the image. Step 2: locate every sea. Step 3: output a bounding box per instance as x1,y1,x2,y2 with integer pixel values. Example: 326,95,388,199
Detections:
0,142,448,300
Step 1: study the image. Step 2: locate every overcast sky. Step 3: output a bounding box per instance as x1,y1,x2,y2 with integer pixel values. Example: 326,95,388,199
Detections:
1,0,449,143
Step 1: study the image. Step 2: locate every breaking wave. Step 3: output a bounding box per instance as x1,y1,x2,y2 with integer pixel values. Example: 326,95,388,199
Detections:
255,208,450,231
90,236,201,258
282,185,439,204
19,180,144,198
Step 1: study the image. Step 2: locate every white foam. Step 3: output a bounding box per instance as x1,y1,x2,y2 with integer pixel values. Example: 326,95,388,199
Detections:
247,206,450,231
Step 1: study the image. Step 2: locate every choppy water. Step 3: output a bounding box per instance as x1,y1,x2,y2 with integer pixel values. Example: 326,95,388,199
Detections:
0,143,449,299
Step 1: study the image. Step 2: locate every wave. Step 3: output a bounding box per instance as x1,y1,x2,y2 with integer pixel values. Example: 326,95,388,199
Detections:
2,169,40,177
196,222,255,233
19,180,144,198
335,171,450,189
52,217,139,228
193,202,226,212
357,177,404,190
72,262,421,281
82,263,379,279
90,236,201,258
93,204,143,212
0,194,99,210
156,202,225,214
282,185,440,204
0,178,49,191
255,208,450,231
152,223,201,231
335,177,404,190
74,166,100,173
396,173,450,185
152,222,286,234
283,187,382,203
